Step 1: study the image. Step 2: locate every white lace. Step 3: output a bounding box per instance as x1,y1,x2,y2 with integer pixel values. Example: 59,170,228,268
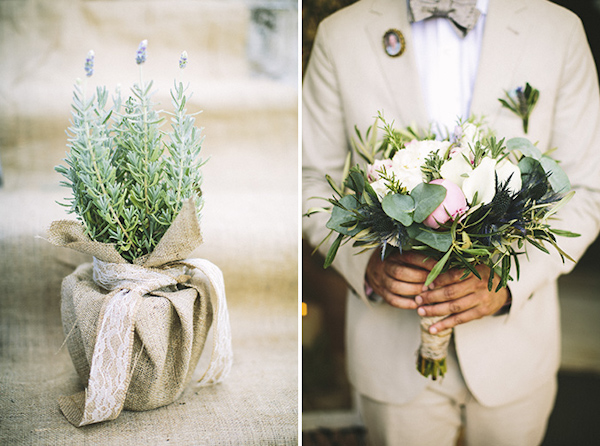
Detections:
183,259,233,386
60,258,232,426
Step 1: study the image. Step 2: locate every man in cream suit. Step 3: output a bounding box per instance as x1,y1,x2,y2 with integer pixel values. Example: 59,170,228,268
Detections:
302,0,600,444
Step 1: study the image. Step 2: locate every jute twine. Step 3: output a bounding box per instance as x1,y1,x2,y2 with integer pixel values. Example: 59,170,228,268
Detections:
419,315,453,361
46,200,233,427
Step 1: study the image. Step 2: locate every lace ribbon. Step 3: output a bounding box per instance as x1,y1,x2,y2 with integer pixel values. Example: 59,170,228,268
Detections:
59,258,232,427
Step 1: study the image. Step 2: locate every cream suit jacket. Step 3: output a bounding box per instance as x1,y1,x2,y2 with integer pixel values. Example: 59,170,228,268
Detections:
302,0,600,407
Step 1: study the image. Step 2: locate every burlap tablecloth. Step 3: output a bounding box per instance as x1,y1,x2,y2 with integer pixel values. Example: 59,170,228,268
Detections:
0,174,298,445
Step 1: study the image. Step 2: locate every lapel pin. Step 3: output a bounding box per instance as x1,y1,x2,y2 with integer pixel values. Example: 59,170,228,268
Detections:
383,29,405,57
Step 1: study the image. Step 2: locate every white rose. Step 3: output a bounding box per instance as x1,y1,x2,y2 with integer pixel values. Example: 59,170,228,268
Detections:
391,147,424,191
392,146,422,171
462,157,496,205
495,158,522,193
390,140,449,191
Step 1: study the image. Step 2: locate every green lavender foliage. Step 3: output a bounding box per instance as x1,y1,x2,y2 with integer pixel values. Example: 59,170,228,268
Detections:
163,81,205,224
56,78,205,263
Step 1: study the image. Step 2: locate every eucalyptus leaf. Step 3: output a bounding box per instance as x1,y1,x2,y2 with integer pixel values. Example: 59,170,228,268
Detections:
518,156,543,176
414,228,453,252
506,137,542,159
411,182,446,223
326,195,361,236
540,156,571,193
381,193,414,226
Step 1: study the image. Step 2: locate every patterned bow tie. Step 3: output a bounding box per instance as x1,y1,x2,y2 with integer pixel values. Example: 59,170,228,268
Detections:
408,0,481,37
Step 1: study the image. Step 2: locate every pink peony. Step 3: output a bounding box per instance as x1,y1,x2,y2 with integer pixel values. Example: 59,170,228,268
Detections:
423,179,468,229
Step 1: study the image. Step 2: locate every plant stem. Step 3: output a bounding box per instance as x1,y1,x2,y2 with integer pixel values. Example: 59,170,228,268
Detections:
84,121,135,249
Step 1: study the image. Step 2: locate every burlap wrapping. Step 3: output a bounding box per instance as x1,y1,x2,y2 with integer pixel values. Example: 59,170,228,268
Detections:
46,200,233,427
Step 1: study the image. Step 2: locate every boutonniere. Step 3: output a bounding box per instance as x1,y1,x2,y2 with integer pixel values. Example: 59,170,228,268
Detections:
498,83,540,134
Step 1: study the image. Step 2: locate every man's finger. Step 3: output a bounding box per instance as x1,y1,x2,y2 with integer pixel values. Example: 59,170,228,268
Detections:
417,279,476,305
380,291,418,310
428,307,485,333
391,251,438,271
417,294,477,318
385,262,430,284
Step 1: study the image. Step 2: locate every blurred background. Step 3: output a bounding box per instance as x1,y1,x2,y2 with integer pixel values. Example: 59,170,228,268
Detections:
301,1,600,445
0,0,298,444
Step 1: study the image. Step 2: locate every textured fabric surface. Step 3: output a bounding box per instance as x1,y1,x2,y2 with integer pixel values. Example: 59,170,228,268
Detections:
58,260,216,424
0,0,298,441
0,172,298,445
46,202,230,425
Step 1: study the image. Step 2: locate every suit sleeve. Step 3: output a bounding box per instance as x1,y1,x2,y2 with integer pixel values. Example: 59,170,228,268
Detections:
302,21,371,303
508,16,600,311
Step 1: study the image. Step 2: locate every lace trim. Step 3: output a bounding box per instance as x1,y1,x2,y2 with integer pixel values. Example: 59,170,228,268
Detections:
59,257,232,427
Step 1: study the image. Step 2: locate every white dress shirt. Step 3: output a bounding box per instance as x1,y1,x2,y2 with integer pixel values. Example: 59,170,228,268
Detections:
411,0,489,138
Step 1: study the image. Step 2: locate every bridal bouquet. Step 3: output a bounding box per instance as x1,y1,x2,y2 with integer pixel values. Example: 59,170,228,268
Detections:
48,41,232,426
307,113,577,380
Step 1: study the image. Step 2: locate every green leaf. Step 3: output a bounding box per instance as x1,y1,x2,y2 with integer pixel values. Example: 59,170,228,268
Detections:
549,228,580,238
461,248,492,257
414,228,453,252
539,155,571,193
518,156,543,176
498,98,517,113
455,250,482,280
325,174,343,197
526,237,550,254
425,249,452,287
544,190,576,219
323,233,344,268
381,193,414,226
345,167,366,194
411,182,446,223
304,206,330,217
326,195,361,236
506,137,542,159
487,265,495,291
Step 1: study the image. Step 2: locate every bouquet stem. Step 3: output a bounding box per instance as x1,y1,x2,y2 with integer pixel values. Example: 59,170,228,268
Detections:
417,316,452,380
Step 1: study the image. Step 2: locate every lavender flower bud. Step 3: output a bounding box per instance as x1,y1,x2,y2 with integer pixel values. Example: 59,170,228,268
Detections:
179,51,188,69
136,39,148,65
84,50,95,77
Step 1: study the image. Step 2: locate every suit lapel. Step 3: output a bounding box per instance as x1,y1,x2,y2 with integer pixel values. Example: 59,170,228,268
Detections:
470,0,530,125
365,0,429,127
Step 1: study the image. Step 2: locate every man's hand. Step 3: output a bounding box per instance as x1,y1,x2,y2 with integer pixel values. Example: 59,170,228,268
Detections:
415,265,510,334
365,249,437,310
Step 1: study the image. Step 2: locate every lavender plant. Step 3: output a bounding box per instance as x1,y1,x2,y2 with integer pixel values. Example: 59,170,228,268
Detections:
56,42,205,263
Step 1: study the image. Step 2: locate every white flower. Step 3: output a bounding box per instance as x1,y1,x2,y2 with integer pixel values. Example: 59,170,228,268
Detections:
370,178,391,201
440,152,472,188
462,157,496,205
367,159,394,182
390,139,449,191
495,159,522,193
404,139,451,157
459,123,480,150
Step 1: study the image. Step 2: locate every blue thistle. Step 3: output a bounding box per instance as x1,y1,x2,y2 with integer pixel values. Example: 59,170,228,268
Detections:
136,39,148,65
